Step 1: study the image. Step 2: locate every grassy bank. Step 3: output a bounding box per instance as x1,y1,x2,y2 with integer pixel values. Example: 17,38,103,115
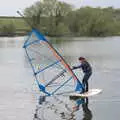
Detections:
0,16,30,36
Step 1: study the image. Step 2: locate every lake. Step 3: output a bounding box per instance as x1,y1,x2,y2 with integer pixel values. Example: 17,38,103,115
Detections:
0,36,120,120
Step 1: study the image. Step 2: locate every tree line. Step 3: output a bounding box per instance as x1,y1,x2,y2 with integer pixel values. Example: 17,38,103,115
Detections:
24,0,120,37
0,0,120,37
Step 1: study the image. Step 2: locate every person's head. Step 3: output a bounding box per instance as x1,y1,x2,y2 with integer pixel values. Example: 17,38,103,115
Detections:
78,57,86,62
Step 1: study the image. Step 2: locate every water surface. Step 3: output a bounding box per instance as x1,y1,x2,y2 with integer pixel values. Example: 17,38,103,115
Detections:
0,36,120,120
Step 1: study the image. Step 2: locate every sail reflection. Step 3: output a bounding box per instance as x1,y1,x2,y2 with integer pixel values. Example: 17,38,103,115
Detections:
33,96,46,120
70,97,92,120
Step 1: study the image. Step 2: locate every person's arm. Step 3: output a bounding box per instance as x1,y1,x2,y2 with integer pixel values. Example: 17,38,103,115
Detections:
72,65,81,70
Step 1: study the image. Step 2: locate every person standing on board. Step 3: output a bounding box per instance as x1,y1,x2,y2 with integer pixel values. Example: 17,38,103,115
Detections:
72,57,92,93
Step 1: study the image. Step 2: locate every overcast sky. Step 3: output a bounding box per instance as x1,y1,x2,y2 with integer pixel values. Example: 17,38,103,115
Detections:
0,0,120,16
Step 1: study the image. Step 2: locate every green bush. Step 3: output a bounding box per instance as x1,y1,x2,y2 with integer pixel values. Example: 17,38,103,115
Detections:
0,22,16,36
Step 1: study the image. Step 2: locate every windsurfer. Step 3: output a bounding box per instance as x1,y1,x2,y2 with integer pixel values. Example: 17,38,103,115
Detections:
72,57,92,93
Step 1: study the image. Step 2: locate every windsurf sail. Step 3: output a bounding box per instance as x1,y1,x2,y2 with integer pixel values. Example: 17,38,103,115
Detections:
23,29,83,96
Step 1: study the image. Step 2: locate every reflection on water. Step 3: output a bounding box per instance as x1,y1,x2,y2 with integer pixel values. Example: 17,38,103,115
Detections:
33,96,46,120
34,96,74,120
35,96,92,120
70,97,92,120
82,98,92,120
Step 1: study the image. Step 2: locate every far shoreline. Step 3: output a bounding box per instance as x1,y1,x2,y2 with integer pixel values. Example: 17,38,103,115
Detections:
0,31,120,38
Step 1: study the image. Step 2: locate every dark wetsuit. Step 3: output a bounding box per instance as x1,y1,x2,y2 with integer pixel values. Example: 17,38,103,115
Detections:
73,61,92,92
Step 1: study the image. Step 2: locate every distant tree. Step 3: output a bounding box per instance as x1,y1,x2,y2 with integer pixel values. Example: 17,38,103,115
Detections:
24,1,44,28
66,7,116,36
24,0,72,35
